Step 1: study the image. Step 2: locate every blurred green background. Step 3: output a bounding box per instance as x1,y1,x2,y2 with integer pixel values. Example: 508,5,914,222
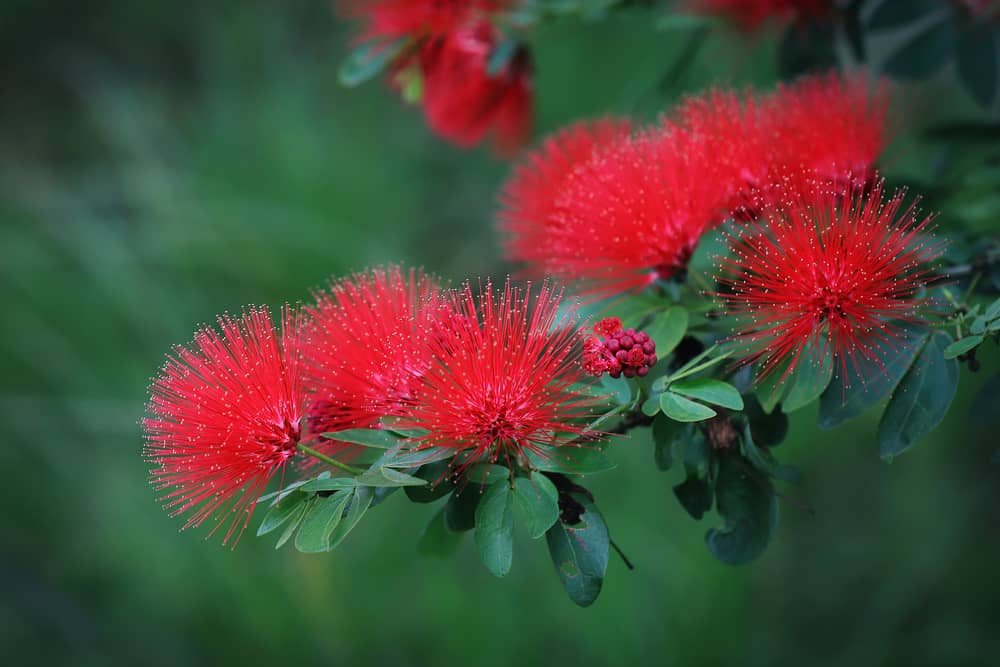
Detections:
2,1,999,665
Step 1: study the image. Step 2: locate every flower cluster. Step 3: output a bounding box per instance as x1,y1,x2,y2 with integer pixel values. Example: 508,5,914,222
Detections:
143,271,600,542
342,0,532,154
499,70,890,298
582,318,658,379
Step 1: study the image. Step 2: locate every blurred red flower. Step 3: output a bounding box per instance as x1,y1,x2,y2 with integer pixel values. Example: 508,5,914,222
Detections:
500,117,633,260
717,178,942,384
501,126,726,297
143,306,306,546
763,71,891,192
341,0,502,39
416,20,533,155
395,279,601,470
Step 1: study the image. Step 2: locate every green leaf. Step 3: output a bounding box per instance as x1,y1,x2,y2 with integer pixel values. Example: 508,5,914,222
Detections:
646,306,688,357
944,334,984,359
322,428,400,449
444,487,481,532
641,394,661,417
882,11,957,79
754,360,791,415
524,445,616,475
256,491,308,537
418,507,463,557
971,316,988,335
600,374,632,406
985,297,1000,321
512,475,560,539
405,461,456,503
957,21,1000,108
673,434,713,519
294,491,352,553
338,37,409,87
878,332,960,460
670,378,743,410
383,446,454,468
298,477,359,493
782,347,834,413
744,395,789,448
661,390,717,422
706,455,779,565
673,477,713,520
328,487,373,549
474,481,515,577
819,330,928,429
741,423,782,480
356,466,427,487
464,464,511,485
275,498,311,549
652,414,684,471
545,493,609,607
257,480,309,505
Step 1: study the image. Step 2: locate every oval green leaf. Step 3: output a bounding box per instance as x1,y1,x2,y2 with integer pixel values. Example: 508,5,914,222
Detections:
706,454,779,565
474,481,515,577
878,332,960,460
545,493,609,607
512,474,560,539
670,378,744,410
661,390,717,422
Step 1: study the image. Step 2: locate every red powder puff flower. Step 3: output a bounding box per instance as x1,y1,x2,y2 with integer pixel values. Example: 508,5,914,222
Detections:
716,177,942,384
416,20,533,154
341,0,503,40
143,306,306,546
501,126,726,297
394,279,602,471
303,266,445,465
763,71,891,192
689,0,833,30
582,317,658,378
500,117,632,257
670,88,770,220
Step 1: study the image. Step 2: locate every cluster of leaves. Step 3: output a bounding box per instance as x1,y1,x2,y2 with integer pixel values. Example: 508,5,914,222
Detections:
257,423,616,606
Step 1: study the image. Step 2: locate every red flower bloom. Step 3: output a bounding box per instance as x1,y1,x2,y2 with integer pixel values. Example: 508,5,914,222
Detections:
499,117,633,260
670,88,770,220
143,306,306,546
716,178,941,383
582,317,657,378
501,126,725,297
341,0,502,40
689,0,833,30
763,71,890,192
303,266,445,465
417,20,533,154
395,279,601,470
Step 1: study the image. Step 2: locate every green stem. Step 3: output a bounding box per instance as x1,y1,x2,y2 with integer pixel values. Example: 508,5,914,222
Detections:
297,444,365,476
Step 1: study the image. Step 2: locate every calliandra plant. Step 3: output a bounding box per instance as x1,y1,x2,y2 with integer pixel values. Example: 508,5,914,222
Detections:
143,2,1000,607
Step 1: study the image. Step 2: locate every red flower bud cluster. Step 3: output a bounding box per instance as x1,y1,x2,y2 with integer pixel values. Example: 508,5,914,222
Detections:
582,318,657,379
341,1,531,154
499,70,889,298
